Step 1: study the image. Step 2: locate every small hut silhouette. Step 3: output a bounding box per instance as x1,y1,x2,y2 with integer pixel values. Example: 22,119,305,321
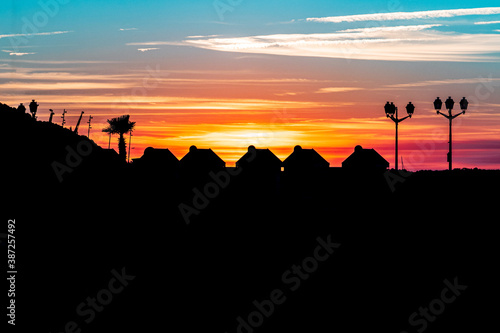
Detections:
179,145,225,174
236,145,282,173
342,145,389,171
283,145,329,173
133,147,179,171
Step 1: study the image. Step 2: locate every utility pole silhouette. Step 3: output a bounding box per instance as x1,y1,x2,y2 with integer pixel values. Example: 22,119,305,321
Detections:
128,130,133,163
87,115,93,138
48,109,55,123
74,111,85,134
434,97,469,171
61,109,67,127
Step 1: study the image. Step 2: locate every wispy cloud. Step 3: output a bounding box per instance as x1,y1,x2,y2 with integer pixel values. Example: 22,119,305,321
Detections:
384,77,500,88
0,59,124,65
0,71,148,81
316,87,363,93
2,50,36,56
120,28,138,31
186,35,221,38
127,41,182,46
337,24,443,33
0,31,72,39
474,20,500,25
0,81,135,91
138,48,159,52
306,7,500,23
179,24,500,62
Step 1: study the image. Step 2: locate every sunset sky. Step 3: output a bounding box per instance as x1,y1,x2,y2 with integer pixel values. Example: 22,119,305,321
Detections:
1,0,500,169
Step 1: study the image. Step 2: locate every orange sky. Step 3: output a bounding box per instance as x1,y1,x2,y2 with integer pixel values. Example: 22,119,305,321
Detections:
15,90,500,170
2,58,499,170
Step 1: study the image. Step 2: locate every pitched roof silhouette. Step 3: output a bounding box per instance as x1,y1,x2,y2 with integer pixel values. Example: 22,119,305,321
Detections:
134,147,179,169
283,145,329,171
236,146,282,171
179,145,225,171
342,145,389,170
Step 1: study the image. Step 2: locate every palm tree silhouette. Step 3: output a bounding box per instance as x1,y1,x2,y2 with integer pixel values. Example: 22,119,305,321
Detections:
102,115,136,162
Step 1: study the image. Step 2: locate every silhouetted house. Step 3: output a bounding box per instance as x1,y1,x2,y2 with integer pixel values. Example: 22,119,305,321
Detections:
234,146,282,194
179,145,225,175
133,147,179,171
236,146,282,173
283,145,329,174
342,145,389,171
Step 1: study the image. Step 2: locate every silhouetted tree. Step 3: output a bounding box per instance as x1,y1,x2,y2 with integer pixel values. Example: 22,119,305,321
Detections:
102,115,136,162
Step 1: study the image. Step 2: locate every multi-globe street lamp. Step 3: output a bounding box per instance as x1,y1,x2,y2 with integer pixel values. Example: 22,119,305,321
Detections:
433,97,468,171
384,101,415,170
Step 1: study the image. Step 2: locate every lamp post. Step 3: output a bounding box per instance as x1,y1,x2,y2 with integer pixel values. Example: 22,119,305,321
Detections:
29,99,39,119
384,101,415,170
433,97,468,171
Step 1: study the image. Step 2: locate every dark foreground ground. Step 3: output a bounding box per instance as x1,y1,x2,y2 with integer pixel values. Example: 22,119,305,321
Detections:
2,105,499,332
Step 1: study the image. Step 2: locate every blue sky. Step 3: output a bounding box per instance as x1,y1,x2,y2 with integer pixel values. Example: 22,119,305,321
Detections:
2,0,500,61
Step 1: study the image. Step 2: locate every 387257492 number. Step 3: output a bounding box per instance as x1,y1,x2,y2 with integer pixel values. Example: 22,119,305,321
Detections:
7,219,16,270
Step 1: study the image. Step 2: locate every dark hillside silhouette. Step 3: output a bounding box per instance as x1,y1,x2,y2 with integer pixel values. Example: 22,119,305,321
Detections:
2,101,126,196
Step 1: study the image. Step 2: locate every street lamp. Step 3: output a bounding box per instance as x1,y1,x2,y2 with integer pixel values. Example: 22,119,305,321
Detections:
384,101,415,170
434,96,468,171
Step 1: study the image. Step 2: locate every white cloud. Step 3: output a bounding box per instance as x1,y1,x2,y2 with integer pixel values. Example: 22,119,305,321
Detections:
0,31,72,39
474,20,500,25
127,41,186,46
2,50,36,56
180,24,500,62
337,24,443,33
120,28,138,31
138,48,159,52
306,7,500,23
186,35,221,38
